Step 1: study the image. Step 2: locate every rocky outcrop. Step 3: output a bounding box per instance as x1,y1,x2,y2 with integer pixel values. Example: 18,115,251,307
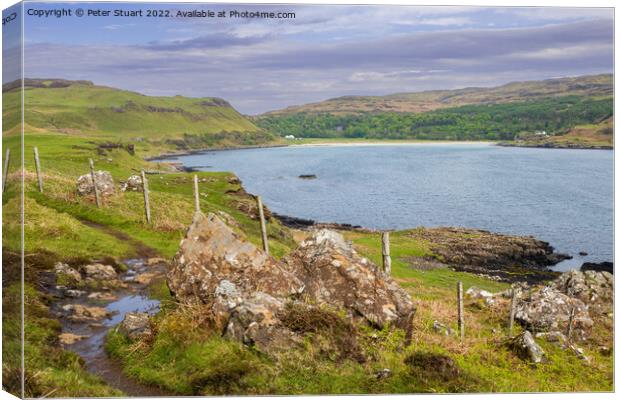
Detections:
514,286,592,341
514,270,612,341
552,270,613,316
167,212,415,354
404,227,569,283
77,171,115,197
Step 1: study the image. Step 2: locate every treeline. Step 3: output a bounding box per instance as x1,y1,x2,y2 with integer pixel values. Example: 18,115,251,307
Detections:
256,96,613,140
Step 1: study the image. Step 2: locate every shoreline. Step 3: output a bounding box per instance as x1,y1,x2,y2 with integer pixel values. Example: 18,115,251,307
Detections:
147,140,497,161
148,138,612,163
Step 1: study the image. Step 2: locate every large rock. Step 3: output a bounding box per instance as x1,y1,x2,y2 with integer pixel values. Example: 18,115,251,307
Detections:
508,331,546,363
77,171,115,197
120,174,143,192
514,286,592,341
167,213,415,353
552,270,613,315
280,229,415,330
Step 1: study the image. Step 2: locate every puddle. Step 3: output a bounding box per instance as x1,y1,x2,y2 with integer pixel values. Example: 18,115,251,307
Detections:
55,258,172,396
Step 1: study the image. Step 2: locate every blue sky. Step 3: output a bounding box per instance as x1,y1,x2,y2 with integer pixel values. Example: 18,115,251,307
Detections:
5,2,615,114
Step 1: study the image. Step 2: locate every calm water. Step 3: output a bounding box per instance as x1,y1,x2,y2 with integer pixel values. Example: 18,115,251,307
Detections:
170,143,613,271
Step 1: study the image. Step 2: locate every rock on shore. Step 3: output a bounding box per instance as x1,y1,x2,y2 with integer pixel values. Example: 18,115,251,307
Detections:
166,212,415,354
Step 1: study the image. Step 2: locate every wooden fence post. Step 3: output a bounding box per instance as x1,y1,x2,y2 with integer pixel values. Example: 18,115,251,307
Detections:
89,158,101,208
566,306,576,344
33,147,43,192
509,288,517,335
256,196,269,254
2,148,10,193
457,281,464,341
193,174,200,213
141,170,151,224
381,232,392,275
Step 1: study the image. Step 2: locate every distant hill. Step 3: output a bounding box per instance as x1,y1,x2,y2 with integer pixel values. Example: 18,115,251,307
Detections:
2,79,271,147
261,74,612,116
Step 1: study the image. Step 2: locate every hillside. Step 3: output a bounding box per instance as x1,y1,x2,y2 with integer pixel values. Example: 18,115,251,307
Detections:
257,95,613,141
262,74,612,116
2,78,274,152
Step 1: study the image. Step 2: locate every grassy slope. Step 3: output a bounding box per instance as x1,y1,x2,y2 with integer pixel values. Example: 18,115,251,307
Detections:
262,74,612,116
2,79,278,157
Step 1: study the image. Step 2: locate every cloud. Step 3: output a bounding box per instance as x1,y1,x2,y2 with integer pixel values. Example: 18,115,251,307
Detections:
21,10,613,114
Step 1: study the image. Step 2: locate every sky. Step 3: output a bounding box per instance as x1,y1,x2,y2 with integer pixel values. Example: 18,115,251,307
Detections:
3,2,615,114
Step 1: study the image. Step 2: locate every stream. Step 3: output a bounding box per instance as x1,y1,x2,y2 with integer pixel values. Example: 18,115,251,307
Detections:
52,258,171,396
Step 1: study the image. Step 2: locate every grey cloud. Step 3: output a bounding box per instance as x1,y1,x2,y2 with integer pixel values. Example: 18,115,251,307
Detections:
22,18,613,114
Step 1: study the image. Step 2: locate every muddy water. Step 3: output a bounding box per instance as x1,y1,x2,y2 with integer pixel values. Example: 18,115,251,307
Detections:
55,259,172,396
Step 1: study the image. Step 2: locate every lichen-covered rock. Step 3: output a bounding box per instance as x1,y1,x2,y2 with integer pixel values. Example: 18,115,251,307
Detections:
77,171,115,196
552,270,613,315
120,174,143,192
280,229,415,330
167,212,416,354
119,312,152,340
509,331,546,363
514,286,592,340
167,212,302,305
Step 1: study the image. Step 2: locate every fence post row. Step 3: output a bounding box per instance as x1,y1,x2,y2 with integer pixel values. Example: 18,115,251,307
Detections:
457,281,464,341
89,158,101,208
381,231,392,275
256,195,269,254
141,170,151,224
33,147,43,193
2,148,10,193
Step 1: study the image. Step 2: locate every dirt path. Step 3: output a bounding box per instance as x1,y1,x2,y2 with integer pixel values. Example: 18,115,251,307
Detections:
53,220,173,396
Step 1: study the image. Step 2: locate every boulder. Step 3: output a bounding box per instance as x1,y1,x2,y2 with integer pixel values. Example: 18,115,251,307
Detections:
77,171,115,197
120,174,143,192
280,229,415,330
552,270,613,315
514,286,592,341
167,212,415,354
82,263,118,281
54,262,82,284
508,331,546,363
119,312,152,340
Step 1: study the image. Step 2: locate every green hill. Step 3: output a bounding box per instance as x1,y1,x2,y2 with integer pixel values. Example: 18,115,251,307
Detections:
261,74,612,116
3,79,273,151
